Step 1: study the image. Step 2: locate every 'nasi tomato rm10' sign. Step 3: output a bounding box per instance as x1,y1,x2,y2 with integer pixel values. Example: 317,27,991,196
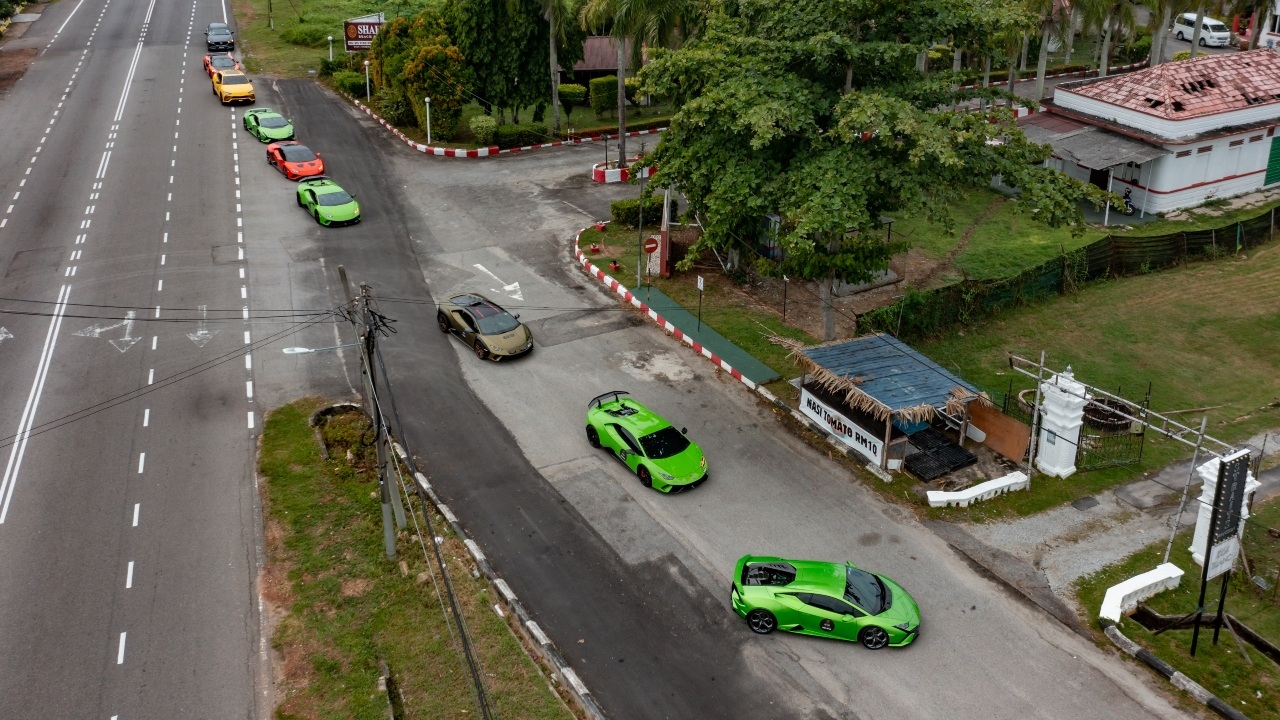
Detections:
344,13,385,52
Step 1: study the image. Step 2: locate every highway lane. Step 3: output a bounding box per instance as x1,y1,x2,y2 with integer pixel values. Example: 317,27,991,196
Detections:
0,0,266,717
245,84,1193,719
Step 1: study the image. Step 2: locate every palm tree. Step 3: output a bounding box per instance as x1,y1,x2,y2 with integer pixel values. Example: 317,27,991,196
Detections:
580,0,702,161
1079,0,1140,76
1032,0,1074,100
542,0,584,135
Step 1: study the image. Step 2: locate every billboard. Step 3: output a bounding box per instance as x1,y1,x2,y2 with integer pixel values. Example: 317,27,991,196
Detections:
344,13,384,52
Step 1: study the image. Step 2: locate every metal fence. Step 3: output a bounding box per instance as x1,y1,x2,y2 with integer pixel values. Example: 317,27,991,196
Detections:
861,207,1279,340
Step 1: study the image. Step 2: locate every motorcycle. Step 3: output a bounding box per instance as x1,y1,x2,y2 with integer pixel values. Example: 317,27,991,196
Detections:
1122,188,1136,216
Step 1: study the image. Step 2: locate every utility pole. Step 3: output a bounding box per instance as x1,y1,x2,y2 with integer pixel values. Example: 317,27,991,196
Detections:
339,267,405,561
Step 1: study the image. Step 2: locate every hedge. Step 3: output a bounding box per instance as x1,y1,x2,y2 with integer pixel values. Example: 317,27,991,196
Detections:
333,70,367,97
610,196,675,228
559,83,586,118
590,75,617,117
494,122,548,148
469,114,497,145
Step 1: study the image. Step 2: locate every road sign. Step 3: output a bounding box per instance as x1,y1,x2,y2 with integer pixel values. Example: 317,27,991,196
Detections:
1207,536,1240,581
643,237,660,254
697,275,704,291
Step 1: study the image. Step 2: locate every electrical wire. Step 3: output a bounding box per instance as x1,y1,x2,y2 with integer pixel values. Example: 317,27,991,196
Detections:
0,309,342,452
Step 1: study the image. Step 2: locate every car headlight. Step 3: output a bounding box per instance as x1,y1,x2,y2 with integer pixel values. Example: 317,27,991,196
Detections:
658,472,675,481
894,622,914,632
700,457,707,469
352,207,360,216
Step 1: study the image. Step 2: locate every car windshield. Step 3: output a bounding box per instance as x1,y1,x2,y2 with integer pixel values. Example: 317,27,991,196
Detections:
260,116,288,128
222,76,249,85
316,191,354,206
471,307,520,335
281,145,317,161
1207,22,1227,32
638,427,690,459
212,57,234,67
844,566,886,614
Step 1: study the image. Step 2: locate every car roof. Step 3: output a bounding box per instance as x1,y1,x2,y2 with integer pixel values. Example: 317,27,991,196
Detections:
220,70,248,79
593,396,670,435
746,557,847,594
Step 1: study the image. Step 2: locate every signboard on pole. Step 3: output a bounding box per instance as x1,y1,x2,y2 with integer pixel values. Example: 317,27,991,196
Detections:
798,387,885,464
1212,450,1250,542
344,13,384,52
1206,535,1240,581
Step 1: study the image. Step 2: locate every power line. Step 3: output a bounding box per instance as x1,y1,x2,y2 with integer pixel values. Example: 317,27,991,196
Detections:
0,309,341,452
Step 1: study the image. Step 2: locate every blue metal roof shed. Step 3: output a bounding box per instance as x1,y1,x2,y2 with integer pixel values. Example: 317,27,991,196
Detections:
797,334,981,423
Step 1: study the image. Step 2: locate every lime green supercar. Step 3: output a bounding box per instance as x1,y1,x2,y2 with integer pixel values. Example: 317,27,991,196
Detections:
295,176,360,226
243,108,294,142
731,555,921,649
585,391,707,492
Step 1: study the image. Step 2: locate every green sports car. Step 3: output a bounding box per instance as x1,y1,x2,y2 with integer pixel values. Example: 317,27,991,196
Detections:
243,108,294,142
585,391,707,492
296,176,360,226
731,555,921,649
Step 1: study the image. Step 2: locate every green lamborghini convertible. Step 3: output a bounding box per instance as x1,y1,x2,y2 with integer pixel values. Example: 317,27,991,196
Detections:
243,108,294,142
731,555,921,649
296,176,360,226
585,391,707,492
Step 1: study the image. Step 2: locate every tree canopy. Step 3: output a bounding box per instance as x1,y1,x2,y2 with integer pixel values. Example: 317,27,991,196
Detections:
636,0,1107,302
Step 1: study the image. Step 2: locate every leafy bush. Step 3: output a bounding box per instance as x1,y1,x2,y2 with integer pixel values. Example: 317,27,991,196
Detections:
1172,49,1192,61
610,196,673,228
469,114,497,145
494,123,547,148
1127,35,1153,63
0,2,14,21
375,87,414,126
281,24,330,48
624,77,641,105
559,83,586,119
590,75,617,118
332,69,367,97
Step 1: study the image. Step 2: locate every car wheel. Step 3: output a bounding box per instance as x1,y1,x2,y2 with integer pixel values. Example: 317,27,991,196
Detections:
637,465,652,488
859,626,890,650
746,609,776,635
1176,31,1185,41
1198,37,1207,46
586,426,601,448
296,194,304,207
473,340,489,360
436,313,451,333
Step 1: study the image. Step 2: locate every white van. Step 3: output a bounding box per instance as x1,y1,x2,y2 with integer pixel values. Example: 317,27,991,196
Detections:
1173,13,1232,47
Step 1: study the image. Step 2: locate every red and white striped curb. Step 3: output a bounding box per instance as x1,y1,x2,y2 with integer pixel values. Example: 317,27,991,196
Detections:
958,60,1149,90
573,229,756,390
346,94,666,158
591,161,655,183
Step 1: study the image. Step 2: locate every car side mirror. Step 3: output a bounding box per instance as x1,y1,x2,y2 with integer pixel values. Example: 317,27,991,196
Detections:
681,427,688,434
513,313,521,319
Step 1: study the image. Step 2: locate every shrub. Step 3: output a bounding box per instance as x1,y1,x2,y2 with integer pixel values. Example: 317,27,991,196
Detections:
590,75,617,118
559,83,586,119
1127,35,1153,63
469,114,497,145
332,69,367,97
318,58,341,78
610,196,674,228
281,24,330,48
375,87,414,126
624,77,641,105
494,123,547,148
1172,49,1192,61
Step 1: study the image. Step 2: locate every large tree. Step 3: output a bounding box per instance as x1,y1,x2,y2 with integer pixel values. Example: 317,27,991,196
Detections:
452,0,551,122
636,0,1108,340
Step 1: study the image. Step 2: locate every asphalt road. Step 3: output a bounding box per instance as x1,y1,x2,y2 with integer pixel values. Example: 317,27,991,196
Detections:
0,0,266,717
242,83,1196,719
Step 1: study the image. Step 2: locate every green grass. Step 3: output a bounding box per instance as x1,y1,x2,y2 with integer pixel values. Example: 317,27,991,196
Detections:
913,241,1280,520
579,223,816,377
233,0,352,77
259,399,573,720
1074,501,1280,720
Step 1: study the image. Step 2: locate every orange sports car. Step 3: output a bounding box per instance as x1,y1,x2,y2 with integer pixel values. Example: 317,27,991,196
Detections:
265,141,326,181
203,53,240,77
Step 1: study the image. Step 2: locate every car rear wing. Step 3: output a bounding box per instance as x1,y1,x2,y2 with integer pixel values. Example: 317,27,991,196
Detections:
587,390,630,409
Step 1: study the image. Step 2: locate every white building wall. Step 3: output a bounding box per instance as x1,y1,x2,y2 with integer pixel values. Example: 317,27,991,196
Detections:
1055,92,1280,140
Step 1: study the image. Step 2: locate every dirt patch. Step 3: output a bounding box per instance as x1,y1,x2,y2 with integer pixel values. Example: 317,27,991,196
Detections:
339,578,371,598
0,48,38,96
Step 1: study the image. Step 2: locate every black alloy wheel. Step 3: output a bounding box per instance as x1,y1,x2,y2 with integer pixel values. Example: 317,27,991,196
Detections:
436,313,451,333
473,340,489,360
859,626,890,650
586,426,601,448
637,465,652,488
746,609,776,635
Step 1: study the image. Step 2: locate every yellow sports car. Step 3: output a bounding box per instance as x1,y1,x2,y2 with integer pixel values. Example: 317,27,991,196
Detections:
212,70,255,105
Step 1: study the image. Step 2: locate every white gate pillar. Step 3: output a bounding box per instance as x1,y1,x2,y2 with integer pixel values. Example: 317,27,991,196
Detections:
1036,367,1089,478
1190,455,1260,566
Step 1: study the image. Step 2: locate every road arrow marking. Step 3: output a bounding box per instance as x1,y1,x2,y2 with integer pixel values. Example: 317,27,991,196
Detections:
0,327,11,345
186,304,218,347
473,263,523,301
73,310,140,352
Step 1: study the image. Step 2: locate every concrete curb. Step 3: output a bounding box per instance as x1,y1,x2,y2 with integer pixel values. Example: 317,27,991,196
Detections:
388,441,607,720
572,226,892,481
1100,619,1250,720
345,93,666,158
957,60,1149,90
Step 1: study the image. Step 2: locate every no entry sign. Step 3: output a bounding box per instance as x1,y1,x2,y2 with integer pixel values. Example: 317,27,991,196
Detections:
643,237,660,254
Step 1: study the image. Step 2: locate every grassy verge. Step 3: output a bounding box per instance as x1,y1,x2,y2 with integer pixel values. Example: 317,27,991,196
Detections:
914,240,1280,519
260,399,574,720
1074,499,1280,720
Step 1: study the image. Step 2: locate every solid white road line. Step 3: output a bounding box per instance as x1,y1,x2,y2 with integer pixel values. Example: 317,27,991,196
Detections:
0,285,71,523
